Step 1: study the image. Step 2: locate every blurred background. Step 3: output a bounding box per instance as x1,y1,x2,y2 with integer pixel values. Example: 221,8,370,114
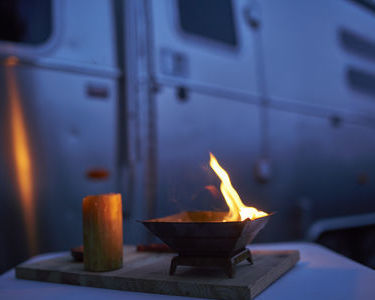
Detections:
1,0,375,273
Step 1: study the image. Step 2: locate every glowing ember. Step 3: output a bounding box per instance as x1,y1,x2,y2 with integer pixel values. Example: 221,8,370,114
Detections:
209,153,268,221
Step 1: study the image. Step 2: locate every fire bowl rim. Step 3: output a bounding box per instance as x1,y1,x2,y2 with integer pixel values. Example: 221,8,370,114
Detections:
139,210,273,258
138,210,274,224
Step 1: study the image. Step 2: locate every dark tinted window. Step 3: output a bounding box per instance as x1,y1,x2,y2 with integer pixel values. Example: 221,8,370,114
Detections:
340,29,375,62
178,0,237,47
349,0,375,13
348,68,375,97
0,0,52,45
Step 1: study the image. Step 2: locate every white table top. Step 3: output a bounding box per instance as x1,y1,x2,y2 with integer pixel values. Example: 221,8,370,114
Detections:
0,242,374,300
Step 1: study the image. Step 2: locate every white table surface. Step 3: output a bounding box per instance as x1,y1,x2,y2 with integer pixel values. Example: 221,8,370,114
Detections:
0,242,374,300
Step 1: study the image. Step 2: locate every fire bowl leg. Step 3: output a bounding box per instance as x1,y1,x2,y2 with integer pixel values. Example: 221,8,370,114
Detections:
225,261,234,278
231,249,253,265
169,249,253,278
169,256,178,275
246,250,253,265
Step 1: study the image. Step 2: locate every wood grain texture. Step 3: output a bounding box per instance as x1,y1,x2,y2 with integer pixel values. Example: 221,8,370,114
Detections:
15,246,300,300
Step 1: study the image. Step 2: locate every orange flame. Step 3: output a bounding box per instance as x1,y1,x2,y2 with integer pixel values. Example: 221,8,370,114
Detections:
6,57,38,255
209,153,268,221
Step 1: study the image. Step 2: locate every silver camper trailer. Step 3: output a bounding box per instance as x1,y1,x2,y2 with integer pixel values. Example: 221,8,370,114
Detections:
1,0,375,272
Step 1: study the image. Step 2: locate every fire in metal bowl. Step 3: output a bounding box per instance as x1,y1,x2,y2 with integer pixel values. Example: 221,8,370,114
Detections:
139,153,273,277
140,211,272,258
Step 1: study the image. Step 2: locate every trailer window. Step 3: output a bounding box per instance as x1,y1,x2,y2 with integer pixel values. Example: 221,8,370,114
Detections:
178,0,237,47
0,0,52,45
348,0,375,13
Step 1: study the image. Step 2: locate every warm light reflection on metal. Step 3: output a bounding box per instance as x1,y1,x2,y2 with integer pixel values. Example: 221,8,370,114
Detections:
5,56,20,67
6,57,38,255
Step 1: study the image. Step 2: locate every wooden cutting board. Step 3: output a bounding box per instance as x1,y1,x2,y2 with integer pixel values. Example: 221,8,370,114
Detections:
16,246,299,300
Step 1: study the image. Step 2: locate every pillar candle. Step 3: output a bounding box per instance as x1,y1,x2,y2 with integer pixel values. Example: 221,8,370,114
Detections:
82,193,123,271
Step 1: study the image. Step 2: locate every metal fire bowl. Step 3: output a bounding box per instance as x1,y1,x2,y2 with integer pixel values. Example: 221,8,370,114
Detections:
140,211,272,257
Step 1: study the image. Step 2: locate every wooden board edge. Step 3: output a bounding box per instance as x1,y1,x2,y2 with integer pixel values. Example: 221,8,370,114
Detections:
15,265,251,300
251,250,300,299
15,250,300,300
